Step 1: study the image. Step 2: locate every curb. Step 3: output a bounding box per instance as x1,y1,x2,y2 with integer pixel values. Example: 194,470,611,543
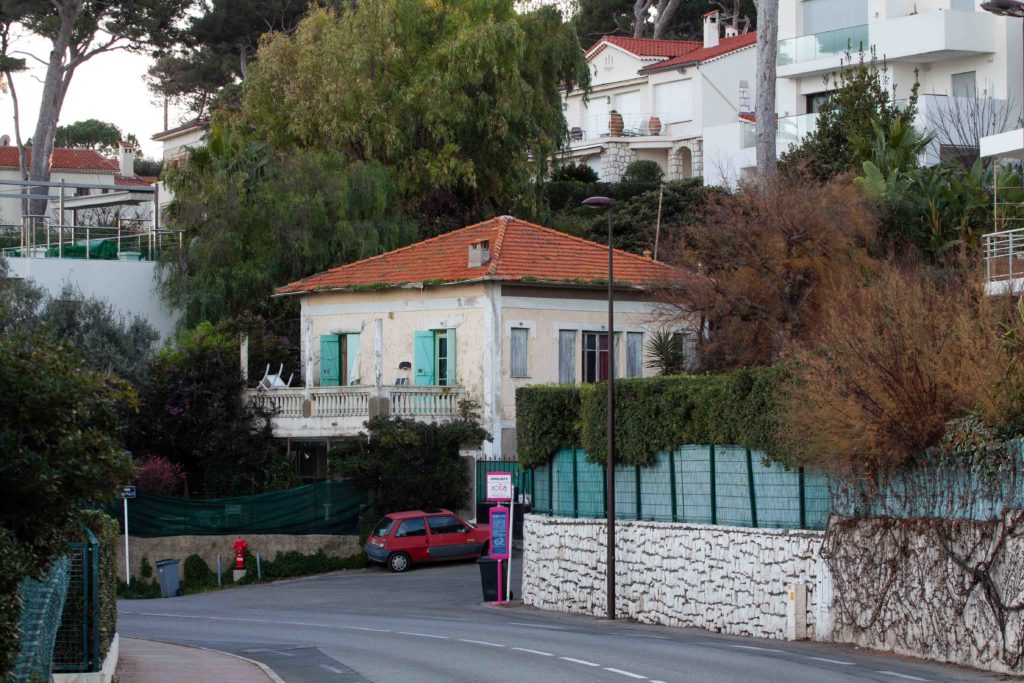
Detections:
142,639,286,683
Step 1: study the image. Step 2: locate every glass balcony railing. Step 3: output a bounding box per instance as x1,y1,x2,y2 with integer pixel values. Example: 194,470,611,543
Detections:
777,25,869,67
740,112,820,150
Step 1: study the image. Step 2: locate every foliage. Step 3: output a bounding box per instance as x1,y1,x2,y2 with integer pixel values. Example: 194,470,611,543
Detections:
183,554,214,586
644,328,687,375
160,125,417,327
550,162,599,183
134,455,185,496
780,264,1024,478
328,404,489,513
0,317,135,677
238,2,589,234
779,50,919,182
53,119,139,156
571,0,756,47
238,550,366,584
659,176,878,370
515,385,581,469
128,321,295,498
80,510,118,660
621,159,663,184
516,367,784,468
139,556,153,580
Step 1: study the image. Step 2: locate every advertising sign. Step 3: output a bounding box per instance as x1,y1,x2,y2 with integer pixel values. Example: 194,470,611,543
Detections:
486,472,513,502
489,506,510,560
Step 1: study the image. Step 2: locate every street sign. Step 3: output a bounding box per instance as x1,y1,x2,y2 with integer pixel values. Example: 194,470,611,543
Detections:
121,485,136,499
489,506,510,560
486,472,513,502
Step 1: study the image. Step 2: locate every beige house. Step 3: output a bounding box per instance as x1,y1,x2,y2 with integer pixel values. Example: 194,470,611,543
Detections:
250,216,688,464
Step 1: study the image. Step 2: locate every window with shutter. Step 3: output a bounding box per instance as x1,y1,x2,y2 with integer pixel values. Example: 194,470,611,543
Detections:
627,332,643,378
558,330,576,384
510,328,528,377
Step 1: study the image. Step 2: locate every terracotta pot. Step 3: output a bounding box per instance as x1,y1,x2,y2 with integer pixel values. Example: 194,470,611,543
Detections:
609,112,624,137
648,115,662,135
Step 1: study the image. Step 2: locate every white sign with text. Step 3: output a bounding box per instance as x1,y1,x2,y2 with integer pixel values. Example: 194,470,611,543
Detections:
486,472,513,502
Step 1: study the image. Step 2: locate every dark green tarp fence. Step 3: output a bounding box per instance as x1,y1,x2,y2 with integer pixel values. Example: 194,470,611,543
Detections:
108,481,367,537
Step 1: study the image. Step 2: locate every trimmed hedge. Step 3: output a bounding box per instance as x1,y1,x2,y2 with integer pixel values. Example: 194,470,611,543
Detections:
80,510,118,661
516,367,785,468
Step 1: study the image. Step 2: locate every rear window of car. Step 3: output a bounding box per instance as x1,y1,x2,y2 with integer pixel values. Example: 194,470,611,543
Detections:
373,517,396,537
395,518,427,538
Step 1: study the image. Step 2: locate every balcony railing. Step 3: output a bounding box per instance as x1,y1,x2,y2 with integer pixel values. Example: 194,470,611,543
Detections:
741,112,820,150
777,25,869,67
1,222,184,262
984,228,1024,289
245,384,466,424
567,111,672,144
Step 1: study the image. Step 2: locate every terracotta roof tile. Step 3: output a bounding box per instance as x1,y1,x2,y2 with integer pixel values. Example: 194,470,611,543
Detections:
639,32,756,72
586,36,702,61
114,174,158,186
277,216,689,296
0,147,118,172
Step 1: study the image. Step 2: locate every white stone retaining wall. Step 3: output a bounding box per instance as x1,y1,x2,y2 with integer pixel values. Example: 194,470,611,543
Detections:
522,514,828,640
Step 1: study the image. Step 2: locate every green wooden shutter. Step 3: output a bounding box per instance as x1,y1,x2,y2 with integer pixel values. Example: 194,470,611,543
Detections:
345,333,361,385
414,331,435,385
319,335,340,386
447,327,457,386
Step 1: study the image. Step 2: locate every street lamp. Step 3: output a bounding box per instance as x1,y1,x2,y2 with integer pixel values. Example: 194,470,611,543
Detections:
582,194,617,620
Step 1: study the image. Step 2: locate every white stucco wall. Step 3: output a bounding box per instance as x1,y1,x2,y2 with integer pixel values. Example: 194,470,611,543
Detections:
6,256,179,339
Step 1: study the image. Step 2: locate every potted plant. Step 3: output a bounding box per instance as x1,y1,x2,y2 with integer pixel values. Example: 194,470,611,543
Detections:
648,115,662,135
609,110,624,137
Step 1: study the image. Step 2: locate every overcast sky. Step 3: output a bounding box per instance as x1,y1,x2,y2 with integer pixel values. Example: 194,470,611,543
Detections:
3,30,188,159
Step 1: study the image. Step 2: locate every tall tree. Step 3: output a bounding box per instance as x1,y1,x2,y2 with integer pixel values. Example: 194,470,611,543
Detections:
53,118,139,155
753,0,778,177
1,0,189,208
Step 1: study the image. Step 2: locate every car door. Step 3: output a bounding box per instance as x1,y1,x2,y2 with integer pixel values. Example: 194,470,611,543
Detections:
391,517,429,563
426,515,480,559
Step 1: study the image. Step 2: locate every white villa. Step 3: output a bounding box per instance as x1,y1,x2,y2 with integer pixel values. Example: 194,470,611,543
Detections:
248,216,689,466
560,10,756,182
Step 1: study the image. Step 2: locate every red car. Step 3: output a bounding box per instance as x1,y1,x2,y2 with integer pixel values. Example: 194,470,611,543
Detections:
365,509,490,572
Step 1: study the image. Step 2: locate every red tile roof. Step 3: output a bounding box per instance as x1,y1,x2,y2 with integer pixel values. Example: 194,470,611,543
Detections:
586,35,702,61
639,32,757,72
114,174,158,186
0,146,120,172
277,216,688,296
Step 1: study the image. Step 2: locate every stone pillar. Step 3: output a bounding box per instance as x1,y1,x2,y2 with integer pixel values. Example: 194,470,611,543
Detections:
602,142,637,182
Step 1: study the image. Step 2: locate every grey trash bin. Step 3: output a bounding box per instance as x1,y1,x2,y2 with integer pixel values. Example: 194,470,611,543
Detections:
155,559,181,598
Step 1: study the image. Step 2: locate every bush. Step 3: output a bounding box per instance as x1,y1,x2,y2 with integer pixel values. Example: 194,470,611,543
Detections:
134,455,185,496
515,385,581,469
80,511,119,660
621,159,663,183
183,554,215,586
551,162,598,182
244,550,367,583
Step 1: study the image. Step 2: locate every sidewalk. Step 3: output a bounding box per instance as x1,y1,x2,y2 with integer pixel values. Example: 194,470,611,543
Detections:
116,638,282,683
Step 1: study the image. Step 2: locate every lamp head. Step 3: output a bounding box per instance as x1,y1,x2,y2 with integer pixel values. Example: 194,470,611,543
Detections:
582,196,616,209
982,0,1024,17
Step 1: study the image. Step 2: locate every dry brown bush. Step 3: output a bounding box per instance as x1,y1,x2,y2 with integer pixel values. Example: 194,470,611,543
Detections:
781,263,1024,477
658,175,878,370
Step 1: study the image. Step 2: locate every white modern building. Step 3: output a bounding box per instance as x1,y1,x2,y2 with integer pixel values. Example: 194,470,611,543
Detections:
151,117,210,214
559,11,756,181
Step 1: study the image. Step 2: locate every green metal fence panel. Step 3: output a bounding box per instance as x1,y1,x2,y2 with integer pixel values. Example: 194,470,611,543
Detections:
577,452,605,518
752,459,801,529
676,446,713,524
713,446,752,527
533,461,551,514
10,556,70,683
613,464,638,519
553,449,576,517
52,543,90,672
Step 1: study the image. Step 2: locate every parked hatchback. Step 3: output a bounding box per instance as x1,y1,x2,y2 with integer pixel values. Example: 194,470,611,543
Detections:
365,509,490,572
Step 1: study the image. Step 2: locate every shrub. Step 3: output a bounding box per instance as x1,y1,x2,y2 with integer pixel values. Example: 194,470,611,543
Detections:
621,159,663,183
183,554,215,586
139,556,153,580
515,385,581,469
134,456,185,496
551,162,598,183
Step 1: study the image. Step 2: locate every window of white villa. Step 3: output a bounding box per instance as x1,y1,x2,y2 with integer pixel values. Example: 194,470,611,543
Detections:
559,330,576,384
952,72,977,99
654,80,692,123
510,328,529,377
802,0,867,35
582,332,619,382
626,332,644,378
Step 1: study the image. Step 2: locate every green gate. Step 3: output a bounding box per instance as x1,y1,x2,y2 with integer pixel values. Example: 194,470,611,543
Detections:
53,529,101,673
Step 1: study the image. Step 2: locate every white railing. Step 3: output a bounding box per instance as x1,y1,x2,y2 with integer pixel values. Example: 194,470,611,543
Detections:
244,384,465,421
984,228,1024,286
0,221,184,262
249,387,305,418
390,386,464,417
741,112,820,150
311,385,371,417
568,111,672,143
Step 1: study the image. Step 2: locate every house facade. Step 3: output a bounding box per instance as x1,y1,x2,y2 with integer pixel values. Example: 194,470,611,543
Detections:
559,11,756,182
250,216,689,464
704,0,1023,186
151,117,210,215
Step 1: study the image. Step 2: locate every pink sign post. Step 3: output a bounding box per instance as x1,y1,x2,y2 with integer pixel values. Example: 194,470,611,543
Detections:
486,472,514,604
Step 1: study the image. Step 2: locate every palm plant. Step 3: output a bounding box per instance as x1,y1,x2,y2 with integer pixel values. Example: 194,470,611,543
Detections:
644,328,688,375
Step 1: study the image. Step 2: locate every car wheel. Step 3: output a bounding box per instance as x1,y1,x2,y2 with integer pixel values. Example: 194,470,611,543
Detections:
480,542,489,557
387,552,411,573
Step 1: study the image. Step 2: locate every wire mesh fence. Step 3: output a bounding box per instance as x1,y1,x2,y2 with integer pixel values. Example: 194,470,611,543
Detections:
10,556,71,683
531,446,830,530
53,529,100,673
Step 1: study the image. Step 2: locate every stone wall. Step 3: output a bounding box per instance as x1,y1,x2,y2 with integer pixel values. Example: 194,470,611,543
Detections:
522,515,828,640
117,534,361,580
601,142,637,182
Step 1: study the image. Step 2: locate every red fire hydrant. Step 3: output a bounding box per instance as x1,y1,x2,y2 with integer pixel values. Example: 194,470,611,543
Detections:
233,538,248,570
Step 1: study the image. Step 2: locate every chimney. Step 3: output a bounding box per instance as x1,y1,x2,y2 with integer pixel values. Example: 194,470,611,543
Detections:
468,239,490,268
642,249,653,260
724,24,739,38
117,140,136,177
703,10,720,49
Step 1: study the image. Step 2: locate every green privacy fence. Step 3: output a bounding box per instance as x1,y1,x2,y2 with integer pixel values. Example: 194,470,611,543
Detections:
10,556,71,683
53,529,101,673
531,446,830,530
476,461,533,502
110,481,367,537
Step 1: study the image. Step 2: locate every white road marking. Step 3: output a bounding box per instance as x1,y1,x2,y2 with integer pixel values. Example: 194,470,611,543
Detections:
512,647,554,657
458,639,504,647
728,644,785,653
559,657,601,667
806,656,854,666
420,616,468,622
397,632,448,639
603,667,647,679
510,622,565,630
243,649,294,657
319,665,345,674
875,671,930,681
613,632,669,640
343,626,391,633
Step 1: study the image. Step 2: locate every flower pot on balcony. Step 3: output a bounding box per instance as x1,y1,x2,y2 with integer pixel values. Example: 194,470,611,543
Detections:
609,111,624,137
648,115,662,135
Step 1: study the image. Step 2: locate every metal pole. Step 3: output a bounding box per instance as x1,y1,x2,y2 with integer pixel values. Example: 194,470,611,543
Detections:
123,498,131,586
506,495,514,602
256,553,262,580
653,184,664,261
58,178,64,257
606,205,616,621
217,554,222,587
85,225,90,260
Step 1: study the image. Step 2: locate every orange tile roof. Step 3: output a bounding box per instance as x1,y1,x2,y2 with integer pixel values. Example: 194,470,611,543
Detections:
639,32,756,72
114,174,158,186
277,216,689,296
0,146,119,172
586,35,702,61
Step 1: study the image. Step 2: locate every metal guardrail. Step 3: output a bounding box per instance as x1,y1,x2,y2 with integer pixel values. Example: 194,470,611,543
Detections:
984,227,1024,285
1,221,184,262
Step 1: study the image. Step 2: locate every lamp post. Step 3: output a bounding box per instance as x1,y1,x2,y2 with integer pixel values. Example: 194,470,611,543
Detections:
582,194,617,620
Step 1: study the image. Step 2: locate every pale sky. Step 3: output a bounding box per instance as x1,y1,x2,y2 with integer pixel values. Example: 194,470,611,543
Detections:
3,30,189,159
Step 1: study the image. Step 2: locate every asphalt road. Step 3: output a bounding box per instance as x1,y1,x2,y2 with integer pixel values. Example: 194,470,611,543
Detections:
119,553,1003,683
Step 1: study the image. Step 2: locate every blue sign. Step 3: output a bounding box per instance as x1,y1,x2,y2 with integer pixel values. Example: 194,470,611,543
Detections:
489,507,509,560
121,485,136,499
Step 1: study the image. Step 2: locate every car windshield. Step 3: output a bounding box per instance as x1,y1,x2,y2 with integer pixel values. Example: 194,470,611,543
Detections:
373,517,396,537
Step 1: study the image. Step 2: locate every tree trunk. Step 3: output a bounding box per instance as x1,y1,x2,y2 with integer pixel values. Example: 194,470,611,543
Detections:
754,0,779,178
633,0,653,38
651,0,683,40
28,0,83,217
